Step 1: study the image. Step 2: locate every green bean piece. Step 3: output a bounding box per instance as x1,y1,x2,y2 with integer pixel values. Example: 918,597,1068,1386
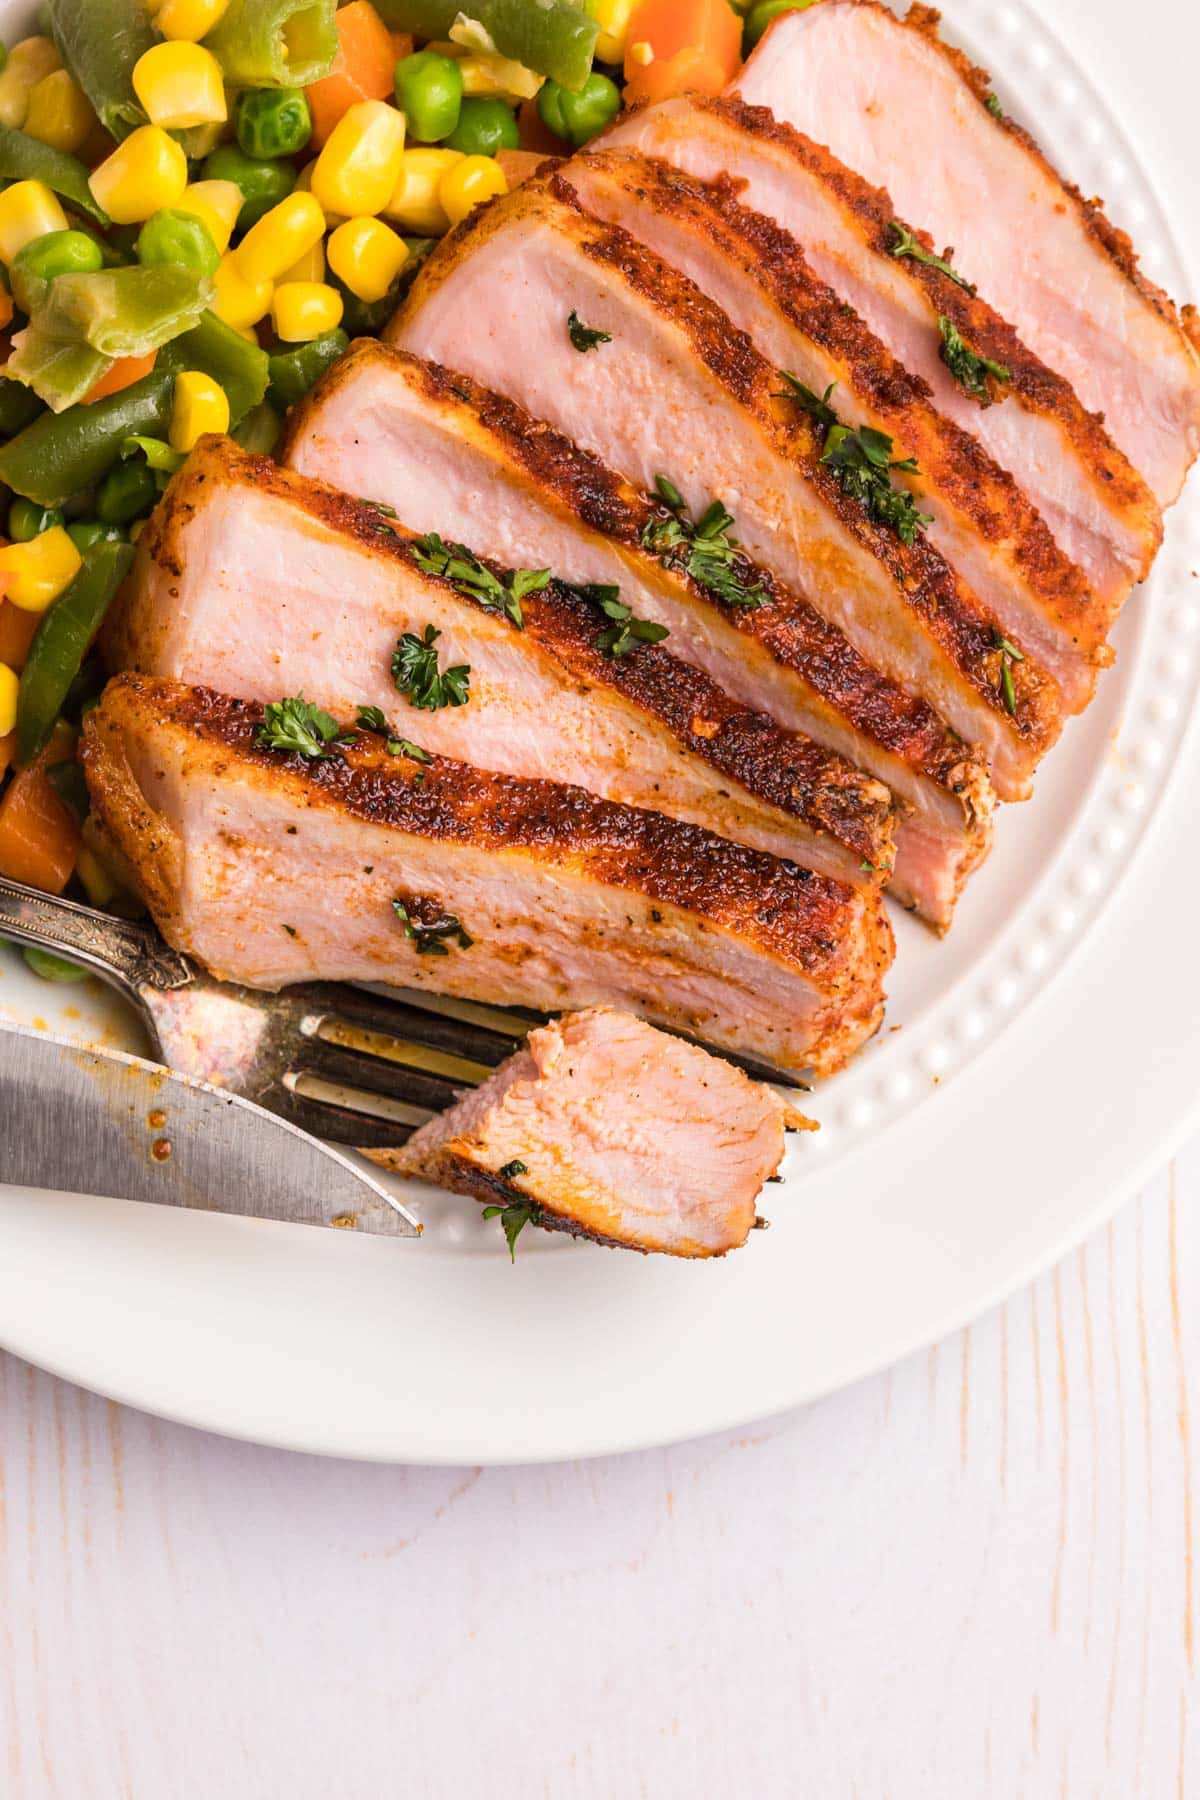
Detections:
10,229,104,313
44,0,155,141
201,145,296,231
96,460,157,526
66,519,128,554
394,51,463,143
8,497,64,541
267,328,349,412
444,96,518,156
0,370,174,507
27,266,212,359
136,210,221,279
743,0,815,50
159,309,269,428
540,72,620,147
0,125,110,225
374,0,598,91
236,88,313,160
23,945,89,983
0,380,45,438
204,0,337,89
16,537,135,765
231,401,282,456
4,332,111,413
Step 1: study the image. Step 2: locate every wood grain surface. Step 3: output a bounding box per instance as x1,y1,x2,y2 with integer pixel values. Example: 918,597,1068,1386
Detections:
2,1142,1196,1798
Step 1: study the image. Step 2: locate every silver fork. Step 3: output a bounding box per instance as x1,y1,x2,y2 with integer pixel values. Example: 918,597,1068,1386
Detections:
0,876,801,1149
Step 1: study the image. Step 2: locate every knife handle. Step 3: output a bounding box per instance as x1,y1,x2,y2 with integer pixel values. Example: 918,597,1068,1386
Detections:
0,875,193,997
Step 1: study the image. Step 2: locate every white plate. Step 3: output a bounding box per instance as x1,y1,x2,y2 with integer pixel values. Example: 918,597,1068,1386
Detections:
2,0,1198,1463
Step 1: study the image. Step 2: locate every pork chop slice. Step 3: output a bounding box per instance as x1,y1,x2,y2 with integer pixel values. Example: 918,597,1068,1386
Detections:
733,0,1200,507
285,342,994,930
568,148,1106,713
107,437,896,891
82,676,894,1078
388,1006,805,1257
391,177,1061,800
603,96,1160,613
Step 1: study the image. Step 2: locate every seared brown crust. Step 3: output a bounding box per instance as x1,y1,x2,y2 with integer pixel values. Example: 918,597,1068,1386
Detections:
702,92,1160,564
127,436,896,871
573,149,1112,666
411,177,1061,759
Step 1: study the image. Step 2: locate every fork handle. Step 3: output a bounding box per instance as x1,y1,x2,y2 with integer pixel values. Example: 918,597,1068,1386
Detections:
0,875,193,998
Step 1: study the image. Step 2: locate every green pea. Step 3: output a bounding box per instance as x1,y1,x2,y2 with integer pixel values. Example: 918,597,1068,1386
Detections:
394,50,464,143
743,0,815,50
201,145,295,231
11,228,103,289
23,945,88,984
537,78,570,142
236,88,313,160
67,519,128,554
8,497,64,541
444,95,519,157
96,460,157,525
557,72,621,148
136,209,221,278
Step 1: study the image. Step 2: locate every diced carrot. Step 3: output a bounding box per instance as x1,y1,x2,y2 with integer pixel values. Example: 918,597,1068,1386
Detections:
0,599,40,672
389,31,414,63
517,96,563,156
495,148,559,190
307,2,398,149
82,351,157,406
0,729,80,894
0,731,14,782
623,0,742,100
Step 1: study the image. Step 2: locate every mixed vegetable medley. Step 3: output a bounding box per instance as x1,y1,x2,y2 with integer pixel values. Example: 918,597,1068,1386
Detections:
0,0,808,979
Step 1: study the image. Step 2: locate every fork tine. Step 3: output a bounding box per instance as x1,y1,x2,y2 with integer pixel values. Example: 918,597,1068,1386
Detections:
295,1037,469,1113
257,1074,428,1149
303,982,531,1064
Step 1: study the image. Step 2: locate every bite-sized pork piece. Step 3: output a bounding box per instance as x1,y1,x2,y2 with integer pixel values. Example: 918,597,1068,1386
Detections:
568,149,1105,712
603,96,1160,613
389,1007,805,1258
733,1,1200,506
286,343,995,930
108,438,896,890
83,677,894,1078
392,177,1061,800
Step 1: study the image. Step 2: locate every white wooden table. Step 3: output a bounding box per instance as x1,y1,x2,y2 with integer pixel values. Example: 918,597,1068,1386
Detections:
2,1144,1197,1796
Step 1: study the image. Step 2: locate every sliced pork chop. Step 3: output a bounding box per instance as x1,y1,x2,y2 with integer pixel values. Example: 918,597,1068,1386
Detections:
391,178,1061,800
389,1007,805,1257
82,677,893,1078
568,148,1105,712
733,0,1200,506
107,437,895,890
604,96,1160,612
285,342,994,930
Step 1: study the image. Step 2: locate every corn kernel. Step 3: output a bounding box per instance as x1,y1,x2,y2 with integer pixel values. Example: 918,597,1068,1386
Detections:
326,216,408,303
75,842,117,909
0,662,16,737
132,42,227,130
212,253,273,329
154,0,232,42
179,179,242,253
0,180,69,264
456,52,542,102
0,529,82,613
383,148,462,236
23,70,97,156
0,37,61,131
169,370,231,454
271,281,344,343
234,191,325,285
311,100,407,220
279,236,326,285
589,0,637,63
88,126,189,226
439,155,507,229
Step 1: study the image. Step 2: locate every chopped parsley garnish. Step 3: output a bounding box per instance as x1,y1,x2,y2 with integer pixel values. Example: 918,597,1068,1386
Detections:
482,1199,544,1261
410,531,548,629
498,1159,528,1180
889,221,977,295
355,705,432,762
991,627,1025,715
360,497,398,517
777,376,933,546
588,588,670,659
567,309,612,352
391,624,471,711
639,477,768,610
984,91,1004,118
392,898,473,955
255,694,356,758
937,315,1010,406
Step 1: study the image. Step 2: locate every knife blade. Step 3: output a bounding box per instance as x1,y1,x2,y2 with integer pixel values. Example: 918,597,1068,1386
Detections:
0,1023,421,1237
